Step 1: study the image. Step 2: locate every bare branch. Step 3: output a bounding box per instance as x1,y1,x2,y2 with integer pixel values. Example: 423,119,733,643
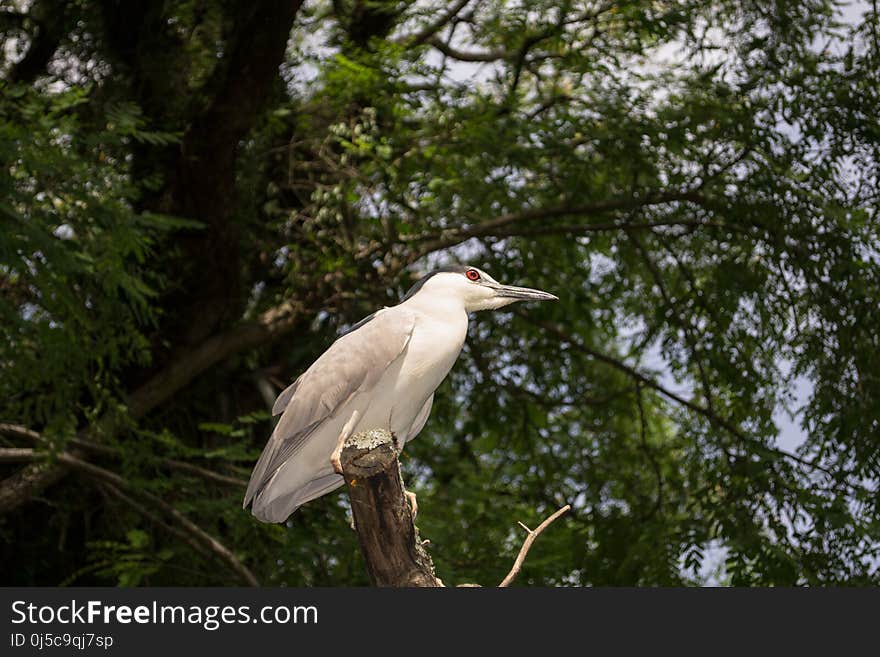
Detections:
0,423,41,443
128,299,306,418
521,315,868,494
0,294,305,515
397,0,473,47
427,35,508,61
405,190,705,260
499,504,570,587
99,483,214,562
159,459,248,488
0,448,36,463
338,431,575,587
0,451,79,514
56,452,259,586
0,423,247,488
1,427,256,583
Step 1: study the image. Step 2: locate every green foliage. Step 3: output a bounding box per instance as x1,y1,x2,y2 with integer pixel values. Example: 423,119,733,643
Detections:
0,83,184,432
1,0,878,586
62,530,175,587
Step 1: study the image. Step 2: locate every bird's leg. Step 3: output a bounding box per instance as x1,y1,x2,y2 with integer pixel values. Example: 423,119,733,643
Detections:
404,488,418,519
331,409,360,475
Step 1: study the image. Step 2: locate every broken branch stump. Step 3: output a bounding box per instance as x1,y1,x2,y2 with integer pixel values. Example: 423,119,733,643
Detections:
341,429,442,587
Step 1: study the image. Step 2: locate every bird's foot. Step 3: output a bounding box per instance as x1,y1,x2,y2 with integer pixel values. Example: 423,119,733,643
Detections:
331,409,360,475
404,489,419,519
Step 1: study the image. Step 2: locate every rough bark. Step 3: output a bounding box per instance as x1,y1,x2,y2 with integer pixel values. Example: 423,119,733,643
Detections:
341,429,442,587
0,456,69,514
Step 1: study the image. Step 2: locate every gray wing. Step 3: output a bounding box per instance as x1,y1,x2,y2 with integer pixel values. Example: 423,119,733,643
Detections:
269,309,386,417
271,376,302,416
244,307,417,508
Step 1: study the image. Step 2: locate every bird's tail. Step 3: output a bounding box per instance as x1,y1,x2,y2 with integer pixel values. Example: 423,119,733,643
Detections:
248,471,344,523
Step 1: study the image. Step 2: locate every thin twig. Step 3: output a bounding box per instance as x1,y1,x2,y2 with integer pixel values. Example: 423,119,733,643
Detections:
635,383,663,519
0,423,247,488
55,452,259,586
0,443,255,583
626,228,715,413
397,0,473,46
405,190,705,260
426,35,508,62
520,315,869,495
99,483,214,562
0,424,41,443
0,447,36,463
156,459,247,488
499,504,571,587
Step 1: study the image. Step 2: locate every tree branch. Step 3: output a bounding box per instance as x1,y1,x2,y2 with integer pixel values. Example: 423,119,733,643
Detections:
341,429,442,587
397,0,473,47
405,190,705,259
0,445,83,515
127,299,306,418
499,504,571,587
473,217,710,240
340,429,572,587
0,438,255,584
520,315,868,494
0,423,247,488
0,423,41,443
57,452,258,586
98,482,215,562
626,228,715,412
0,448,36,463
635,383,663,519
427,35,508,61
1,292,306,514
0,0,308,514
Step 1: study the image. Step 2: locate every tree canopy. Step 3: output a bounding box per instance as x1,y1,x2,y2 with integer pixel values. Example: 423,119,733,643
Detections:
1,0,878,586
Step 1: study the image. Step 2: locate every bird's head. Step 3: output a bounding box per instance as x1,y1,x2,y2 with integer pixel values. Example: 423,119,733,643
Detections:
403,265,558,312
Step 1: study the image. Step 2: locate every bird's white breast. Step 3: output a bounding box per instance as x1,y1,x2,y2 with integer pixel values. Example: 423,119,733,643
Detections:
356,306,468,439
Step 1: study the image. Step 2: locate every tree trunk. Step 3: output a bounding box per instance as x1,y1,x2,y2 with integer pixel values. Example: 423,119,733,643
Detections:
341,429,442,587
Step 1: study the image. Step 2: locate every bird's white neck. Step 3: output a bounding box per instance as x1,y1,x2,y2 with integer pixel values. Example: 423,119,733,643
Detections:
401,290,469,321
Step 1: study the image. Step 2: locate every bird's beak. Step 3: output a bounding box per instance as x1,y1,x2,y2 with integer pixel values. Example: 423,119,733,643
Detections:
491,283,558,302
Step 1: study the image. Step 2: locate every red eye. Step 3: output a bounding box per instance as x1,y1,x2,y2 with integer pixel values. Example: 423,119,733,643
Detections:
466,269,480,281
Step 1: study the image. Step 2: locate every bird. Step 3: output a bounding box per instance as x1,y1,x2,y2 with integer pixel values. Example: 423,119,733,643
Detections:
243,265,557,523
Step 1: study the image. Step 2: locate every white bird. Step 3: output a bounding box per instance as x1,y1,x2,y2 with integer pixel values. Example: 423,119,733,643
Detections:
244,265,557,523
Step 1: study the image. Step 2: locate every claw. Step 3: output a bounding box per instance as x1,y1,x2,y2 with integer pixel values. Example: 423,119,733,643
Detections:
330,409,360,475
405,489,419,519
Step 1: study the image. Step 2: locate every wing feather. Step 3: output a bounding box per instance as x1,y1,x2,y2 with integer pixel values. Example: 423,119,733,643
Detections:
271,377,301,416
405,394,434,443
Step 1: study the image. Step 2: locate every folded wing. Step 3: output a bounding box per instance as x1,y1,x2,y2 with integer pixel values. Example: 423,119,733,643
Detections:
243,308,417,511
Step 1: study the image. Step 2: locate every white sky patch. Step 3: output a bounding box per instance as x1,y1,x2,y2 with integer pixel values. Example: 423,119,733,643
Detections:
52,224,76,240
